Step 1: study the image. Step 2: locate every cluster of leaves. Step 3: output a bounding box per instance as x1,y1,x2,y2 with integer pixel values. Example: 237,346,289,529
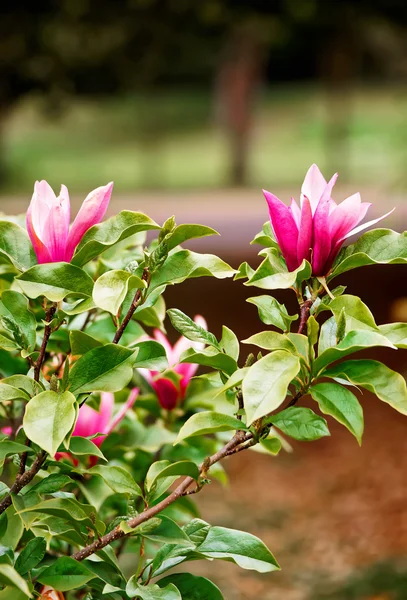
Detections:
0,209,407,599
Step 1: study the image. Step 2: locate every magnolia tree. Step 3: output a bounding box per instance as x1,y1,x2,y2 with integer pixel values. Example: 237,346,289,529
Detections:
0,165,407,599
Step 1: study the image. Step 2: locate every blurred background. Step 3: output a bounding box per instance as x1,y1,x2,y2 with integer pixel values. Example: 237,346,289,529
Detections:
2,1,407,598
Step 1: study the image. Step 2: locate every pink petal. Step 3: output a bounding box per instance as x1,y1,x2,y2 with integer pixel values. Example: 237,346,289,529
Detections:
176,362,199,396
290,198,301,228
105,388,138,436
153,329,175,365
296,196,313,264
311,174,338,276
341,208,395,241
263,190,299,272
41,184,70,262
329,193,364,244
153,377,180,410
65,182,114,261
301,164,328,213
73,392,114,438
26,182,54,263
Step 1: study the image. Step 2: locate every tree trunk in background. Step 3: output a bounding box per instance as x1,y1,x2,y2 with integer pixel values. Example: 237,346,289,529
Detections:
215,25,264,187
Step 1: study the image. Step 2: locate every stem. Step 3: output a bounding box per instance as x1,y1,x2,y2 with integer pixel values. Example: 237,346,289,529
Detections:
34,303,57,381
72,430,252,561
297,299,313,335
112,268,150,344
0,450,47,514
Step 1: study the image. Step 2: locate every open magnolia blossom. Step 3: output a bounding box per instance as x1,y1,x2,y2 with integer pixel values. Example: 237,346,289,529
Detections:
140,316,207,410
57,389,138,463
263,164,393,276
40,586,64,600
26,180,114,263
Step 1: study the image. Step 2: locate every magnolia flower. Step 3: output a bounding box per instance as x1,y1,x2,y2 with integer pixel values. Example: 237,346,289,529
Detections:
40,586,64,600
56,389,138,464
263,164,393,277
26,180,114,263
140,316,207,410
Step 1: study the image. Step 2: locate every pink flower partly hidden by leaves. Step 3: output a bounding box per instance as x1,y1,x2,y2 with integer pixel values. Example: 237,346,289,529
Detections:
141,316,207,410
56,389,138,464
40,586,65,600
26,180,114,264
263,164,393,277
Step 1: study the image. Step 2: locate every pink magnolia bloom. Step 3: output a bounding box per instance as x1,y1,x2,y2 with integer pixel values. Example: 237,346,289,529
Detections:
40,586,65,600
140,316,207,410
26,180,114,263
263,164,393,277
56,389,138,464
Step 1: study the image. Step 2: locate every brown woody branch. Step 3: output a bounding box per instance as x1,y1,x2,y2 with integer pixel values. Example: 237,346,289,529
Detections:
72,430,253,561
112,268,150,344
297,299,313,336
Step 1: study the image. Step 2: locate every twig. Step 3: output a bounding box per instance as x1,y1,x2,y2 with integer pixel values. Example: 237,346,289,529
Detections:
112,269,150,344
297,299,313,335
34,303,57,382
0,450,47,514
72,430,253,561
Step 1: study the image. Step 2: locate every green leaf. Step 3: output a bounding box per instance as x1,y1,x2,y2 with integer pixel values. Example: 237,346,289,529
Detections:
15,537,46,575
0,334,18,351
0,220,36,271
214,368,249,396
71,210,160,267
197,526,279,573
37,556,95,591
145,460,199,501
324,359,407,415
0,564,32,597
218,326,239,361
150,250,235,290
242,331,297,353
234,261,255,281
328,295,378,332
157,574,224,600
16,263,94,302
310,382,364,444
68,436,107,461
131,340,168,371
134,515,192,546
379,322,407,348
242,351,300,425
330,229,407,278
69,331,102,356
166,224,219,251
68,344,138,393
179,348,237,376
0,441,34,463
313,330,396,375
0,291,36,352
318,316,337,355
167,309,219,349
93,270,147,315
127,579,181,600
246,253,311,290
16,497,104,534
0,588,29,600
23,391,76,456
175,412,247,444
269,407,330,441
29,474,72,495
247,295,298,331
0,375,42,400
259,437,282,455
90,465,143,497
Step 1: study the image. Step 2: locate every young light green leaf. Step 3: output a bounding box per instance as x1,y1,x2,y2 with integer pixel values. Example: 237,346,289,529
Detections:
324,359,407,415
68,344,138,393
38,556,95,591
16,263,94,302
242,351,300,425
379,322,407,348
269,407,330,441
179,347,237,376
175,412,247,444
313,330,396,375
126,579,181,600
0,440,34,462
328,295,378,332
157,573,224,600
0,375,42,400
23,391,76,456
247,295,298,331
310,382,364,444
197,526,279,573
93,270,147,315
71,210,160,267
0,564,32,597
0,220,37,271
90,465,143,497
330,228,407,279
68,437,107,461
219,326,239,361
134,515,193,546
165,224,219,251
242,331,297,353
167,309,219,349
246,253,311,290
146,460,199,499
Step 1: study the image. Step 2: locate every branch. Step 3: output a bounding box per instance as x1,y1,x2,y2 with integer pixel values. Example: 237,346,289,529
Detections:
112,268,150,344
72,430,253,561
0,450,47,514
297,299,313,335
34,303,57,381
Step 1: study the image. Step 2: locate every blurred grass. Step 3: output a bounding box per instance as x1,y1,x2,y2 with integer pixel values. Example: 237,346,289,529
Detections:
3,84,407,193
